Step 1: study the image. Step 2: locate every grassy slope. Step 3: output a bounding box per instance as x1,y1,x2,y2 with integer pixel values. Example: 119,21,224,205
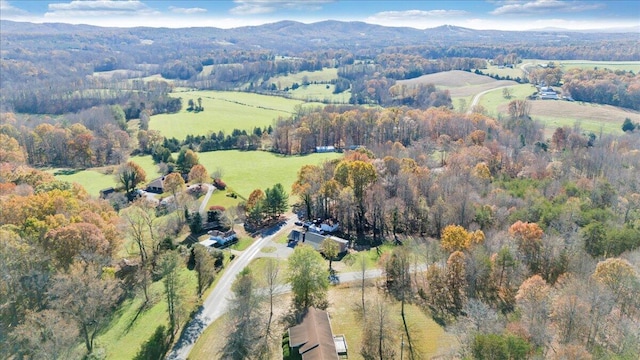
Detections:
98,266,198,359
477,84,640,136
197,150,343,200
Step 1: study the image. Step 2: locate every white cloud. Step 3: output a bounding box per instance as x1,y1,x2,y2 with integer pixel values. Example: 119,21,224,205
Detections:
230,0,334,15
0,0,29,16
168,6,207,15
45,0,160,18
491,0,603,16
368,9,468,21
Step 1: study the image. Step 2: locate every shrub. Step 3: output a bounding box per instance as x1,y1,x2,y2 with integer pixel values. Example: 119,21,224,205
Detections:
213,178,226,190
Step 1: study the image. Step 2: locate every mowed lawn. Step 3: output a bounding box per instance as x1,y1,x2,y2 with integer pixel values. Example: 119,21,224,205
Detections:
197,150,343,201
190,284,457,360
150,91,307,140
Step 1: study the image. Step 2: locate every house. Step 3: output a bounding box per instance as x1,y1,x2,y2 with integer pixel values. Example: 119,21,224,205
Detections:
200,229,238,248
316,145,336,153
288,307,347,359
146,177,165,194
288,230,349,254
99,187,115,199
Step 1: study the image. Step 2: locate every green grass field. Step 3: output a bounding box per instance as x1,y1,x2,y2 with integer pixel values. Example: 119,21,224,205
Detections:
476,83,639,136
477,83,537,116
197,150,343,201
558,60,640,73
287,83,351,104
97,266,198,359
267,68,339,89
51,168,119,198
53,151,341,202
149,90,308,140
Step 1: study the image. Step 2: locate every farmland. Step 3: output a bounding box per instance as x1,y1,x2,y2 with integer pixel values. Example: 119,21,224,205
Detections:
397,70,518,99
149,90,314,140
476,84,640,136
196,150,342,200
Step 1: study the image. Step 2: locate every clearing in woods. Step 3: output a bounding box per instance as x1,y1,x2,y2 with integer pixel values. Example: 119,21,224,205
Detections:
149,91,321,140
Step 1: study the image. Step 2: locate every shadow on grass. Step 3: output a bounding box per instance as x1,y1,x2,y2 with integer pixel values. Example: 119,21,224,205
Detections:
54,168,84,176
124,302,150,335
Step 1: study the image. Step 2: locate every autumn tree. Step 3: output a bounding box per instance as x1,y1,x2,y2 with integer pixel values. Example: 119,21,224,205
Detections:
48,263,122,355
509,221,544,274
287,244,329,310
334,160,377,239
116,161,147,196
188,164,210,185
10,309,79,360
292,164,322,219
0,133,26,164
176,148,199,174
440,224,484,252
263,258,280,339
122,200,159,303
516,275,551,349
593,258,640,317
163,172,186,222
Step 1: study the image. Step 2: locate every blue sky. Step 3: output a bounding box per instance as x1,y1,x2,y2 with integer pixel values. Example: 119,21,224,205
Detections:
1,0,638,30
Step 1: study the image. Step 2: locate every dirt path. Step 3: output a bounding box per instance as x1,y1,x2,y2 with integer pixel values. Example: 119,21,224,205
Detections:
467,85,514,114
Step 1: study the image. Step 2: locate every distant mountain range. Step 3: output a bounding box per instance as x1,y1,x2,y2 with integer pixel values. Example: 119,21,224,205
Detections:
1,19,637,53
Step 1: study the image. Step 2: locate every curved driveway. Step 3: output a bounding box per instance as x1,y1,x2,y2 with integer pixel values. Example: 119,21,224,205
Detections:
167,217,297,359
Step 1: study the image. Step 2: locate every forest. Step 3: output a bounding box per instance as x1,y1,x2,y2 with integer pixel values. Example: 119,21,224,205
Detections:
1,19,639,360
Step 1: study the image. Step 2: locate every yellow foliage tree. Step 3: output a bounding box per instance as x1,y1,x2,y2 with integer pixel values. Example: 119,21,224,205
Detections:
441,225,484,252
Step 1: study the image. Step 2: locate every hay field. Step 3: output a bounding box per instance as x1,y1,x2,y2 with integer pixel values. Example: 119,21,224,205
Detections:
499,100,640,135
149,91,307,139
397,70,518,97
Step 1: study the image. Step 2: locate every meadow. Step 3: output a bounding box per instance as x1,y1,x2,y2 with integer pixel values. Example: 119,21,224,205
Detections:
266,68,339,90
196,150,342,201
149,90,313,140
477,84,640,136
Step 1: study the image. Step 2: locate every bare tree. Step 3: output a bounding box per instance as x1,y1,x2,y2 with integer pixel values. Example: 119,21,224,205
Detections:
48,263,122,355
360,295,397,360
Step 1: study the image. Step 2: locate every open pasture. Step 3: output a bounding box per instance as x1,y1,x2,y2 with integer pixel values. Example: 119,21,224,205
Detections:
499,100,640,136
197,150,342,201
149,91,307,140
558,60,640,73
267,68,339,89
287,83,351,103
397,70,518,98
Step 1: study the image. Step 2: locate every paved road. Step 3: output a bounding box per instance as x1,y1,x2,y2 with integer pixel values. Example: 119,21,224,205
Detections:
166,216,298,360
197,184,214,215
